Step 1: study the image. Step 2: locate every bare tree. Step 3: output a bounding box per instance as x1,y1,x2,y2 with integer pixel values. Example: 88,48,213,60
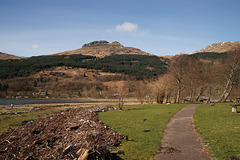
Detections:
218,49,240,102
134,81,147,104
154,74,175,103
168,55,190,103
189,61,214,102
113,82,128,110
181,57,202,102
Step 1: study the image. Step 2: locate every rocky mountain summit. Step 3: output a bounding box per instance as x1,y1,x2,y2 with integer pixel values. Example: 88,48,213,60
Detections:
193,41,240,53
54,40,151,57
82,40,119,47
0,52,22,60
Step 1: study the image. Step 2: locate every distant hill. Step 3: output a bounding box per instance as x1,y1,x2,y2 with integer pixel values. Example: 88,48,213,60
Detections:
0,54,167,80
0,52,22,60
192,41,240,54
54,40,151,57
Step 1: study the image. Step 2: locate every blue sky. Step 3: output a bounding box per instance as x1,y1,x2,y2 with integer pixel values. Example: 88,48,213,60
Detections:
0,0,239,57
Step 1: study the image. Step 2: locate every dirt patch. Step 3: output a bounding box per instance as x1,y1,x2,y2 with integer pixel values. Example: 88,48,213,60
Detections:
160,147,181,154
0,106,125,159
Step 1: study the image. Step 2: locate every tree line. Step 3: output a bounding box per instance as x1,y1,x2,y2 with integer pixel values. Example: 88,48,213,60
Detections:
153,50,240,103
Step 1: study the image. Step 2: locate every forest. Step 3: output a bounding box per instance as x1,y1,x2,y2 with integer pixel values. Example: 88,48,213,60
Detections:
0,54,167,80
189,52,228,60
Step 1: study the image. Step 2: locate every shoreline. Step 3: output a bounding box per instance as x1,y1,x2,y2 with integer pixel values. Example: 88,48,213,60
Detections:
0,98,140,107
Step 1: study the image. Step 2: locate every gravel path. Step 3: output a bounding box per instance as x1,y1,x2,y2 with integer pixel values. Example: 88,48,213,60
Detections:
154,104,211,160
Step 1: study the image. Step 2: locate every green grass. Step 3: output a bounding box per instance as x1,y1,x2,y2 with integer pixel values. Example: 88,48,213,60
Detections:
0,107,63,134
99,104,186,159
194,103,240,160
0,108,31,113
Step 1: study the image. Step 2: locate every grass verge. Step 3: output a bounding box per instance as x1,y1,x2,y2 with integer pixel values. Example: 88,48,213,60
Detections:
99,104,186,159
194,103,240,160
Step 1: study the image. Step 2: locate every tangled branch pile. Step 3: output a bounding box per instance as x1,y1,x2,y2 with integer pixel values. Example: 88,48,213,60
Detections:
0,106,125,159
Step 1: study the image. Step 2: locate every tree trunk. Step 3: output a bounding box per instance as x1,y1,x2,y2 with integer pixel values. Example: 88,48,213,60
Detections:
189,81,195,102
176,85,181,104
219,57,239,102
166,93,169,103
219,77,232,102
207,86,212,103
118,96,124,110
195,86,206,102
223,81,233,102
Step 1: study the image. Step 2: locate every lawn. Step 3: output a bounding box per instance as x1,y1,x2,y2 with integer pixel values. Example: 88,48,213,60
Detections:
99,103,186,160
194,103,240,160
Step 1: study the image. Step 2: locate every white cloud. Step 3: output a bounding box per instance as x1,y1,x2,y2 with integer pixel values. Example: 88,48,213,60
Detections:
32,44,39,49
116,22,138,32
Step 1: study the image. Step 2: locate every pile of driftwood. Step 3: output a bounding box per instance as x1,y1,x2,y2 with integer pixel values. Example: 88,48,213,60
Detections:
0,106,126,159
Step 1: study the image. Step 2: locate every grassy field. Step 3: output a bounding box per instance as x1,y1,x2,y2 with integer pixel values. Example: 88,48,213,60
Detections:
0,106,64,134
99,104,186,160
194,103,240,160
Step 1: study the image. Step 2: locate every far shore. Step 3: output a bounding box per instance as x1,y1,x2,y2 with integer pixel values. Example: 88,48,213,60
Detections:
0,98,140,107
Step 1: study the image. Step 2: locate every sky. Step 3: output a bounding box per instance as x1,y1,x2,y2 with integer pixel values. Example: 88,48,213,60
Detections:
0,0,240,57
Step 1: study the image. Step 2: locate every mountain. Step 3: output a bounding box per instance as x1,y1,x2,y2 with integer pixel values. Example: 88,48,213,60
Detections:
54,40,151,57
0,52,22,60
192,41,240,54
0,40,168,80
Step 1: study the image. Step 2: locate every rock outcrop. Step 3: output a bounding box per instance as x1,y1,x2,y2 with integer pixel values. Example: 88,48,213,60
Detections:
82,40,110,48
54,40,150,58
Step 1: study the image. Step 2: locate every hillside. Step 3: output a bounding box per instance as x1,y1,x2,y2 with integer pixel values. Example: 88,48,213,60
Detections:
0,54,167,80
54,40,151,57
0,54,167,98
0,52,22,60
189,52,228,61
192,41,240,54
